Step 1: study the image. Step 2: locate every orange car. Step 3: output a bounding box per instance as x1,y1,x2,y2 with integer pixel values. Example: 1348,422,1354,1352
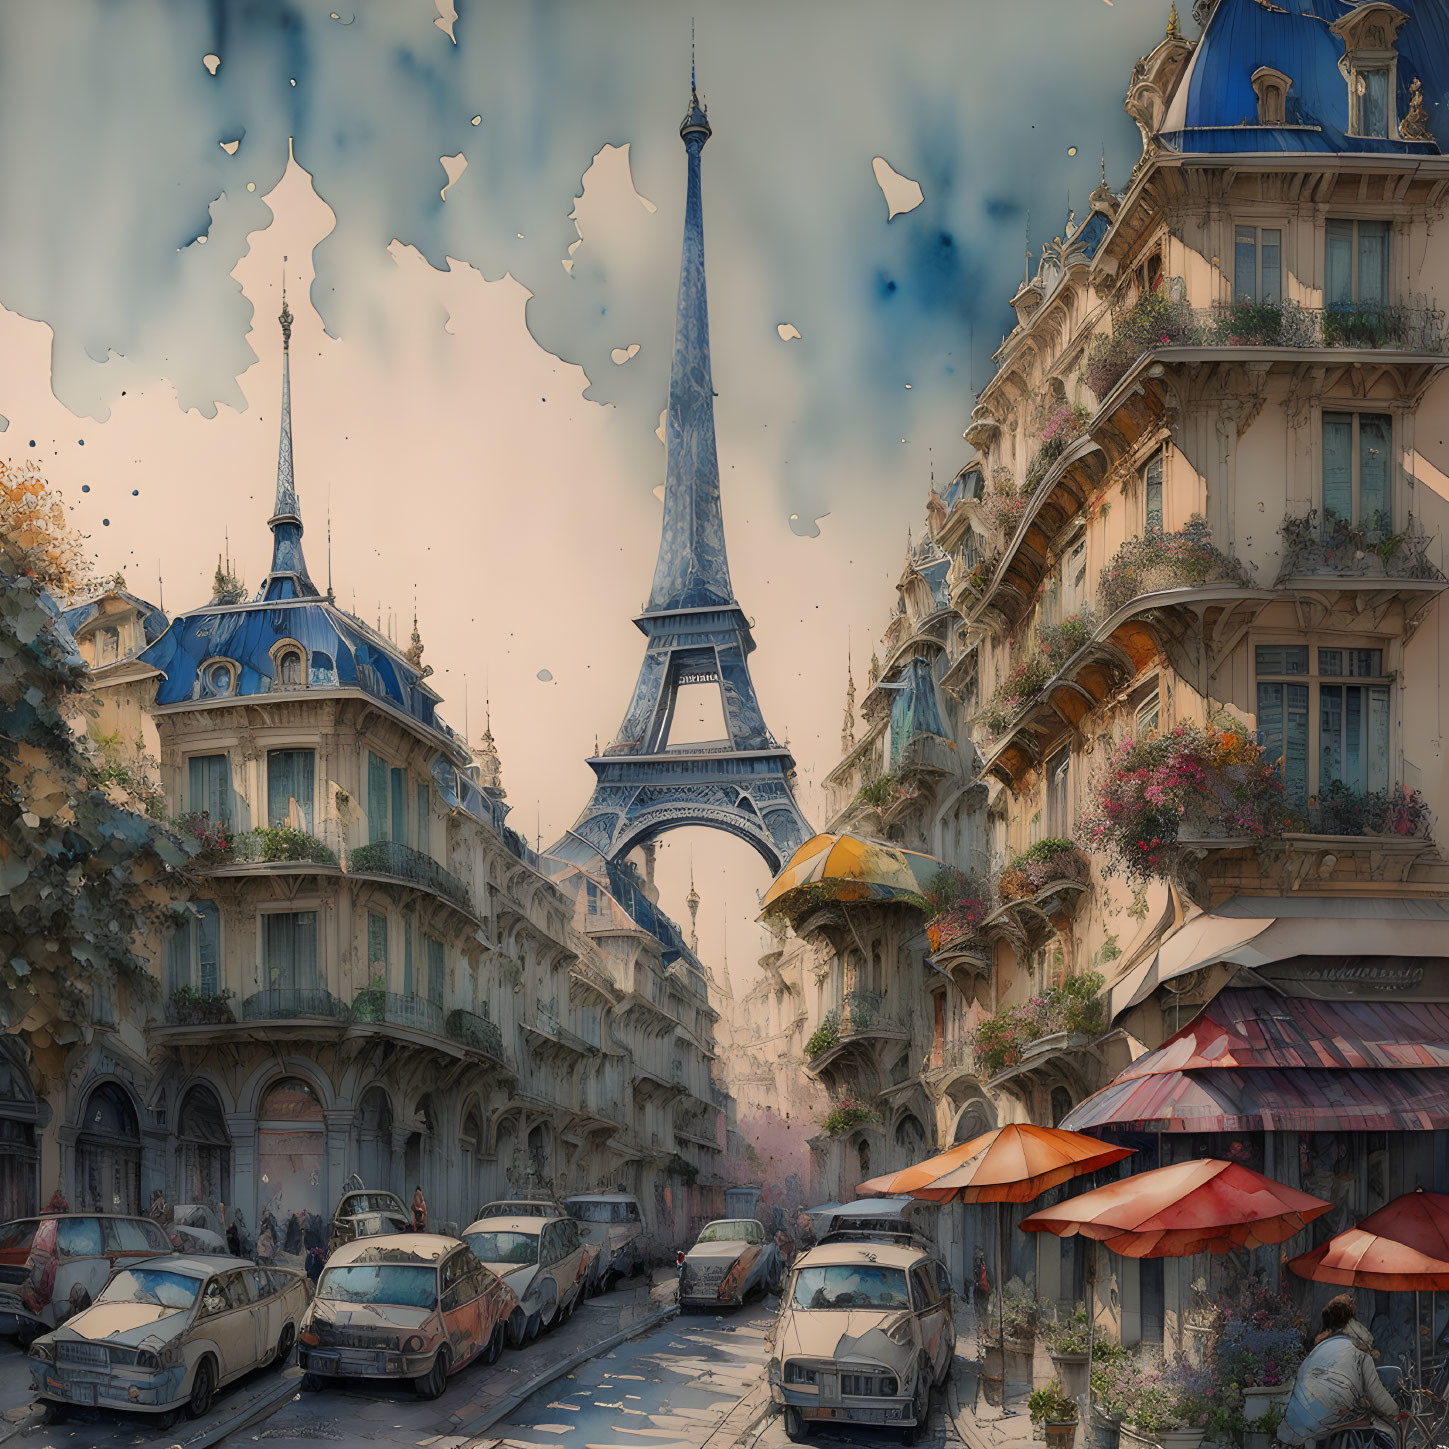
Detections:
298,1234,517,1399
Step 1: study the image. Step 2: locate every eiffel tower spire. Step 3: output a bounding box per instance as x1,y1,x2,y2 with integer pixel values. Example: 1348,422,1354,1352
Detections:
259,272,318,601
551,65,811,878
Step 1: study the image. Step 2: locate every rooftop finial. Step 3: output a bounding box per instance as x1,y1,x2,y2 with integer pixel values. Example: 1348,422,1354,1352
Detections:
1023,209,1032,287
681,25,710,141
1167,1,1182,38
279,261,293,351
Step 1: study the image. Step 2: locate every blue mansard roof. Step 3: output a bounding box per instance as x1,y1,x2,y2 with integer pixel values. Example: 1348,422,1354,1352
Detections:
61,590,169,655
1161,0,1447,155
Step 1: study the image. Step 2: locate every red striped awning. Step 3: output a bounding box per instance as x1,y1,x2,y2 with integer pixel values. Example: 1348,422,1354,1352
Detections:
1060,1065,1449,1135
1120,990,1449,1080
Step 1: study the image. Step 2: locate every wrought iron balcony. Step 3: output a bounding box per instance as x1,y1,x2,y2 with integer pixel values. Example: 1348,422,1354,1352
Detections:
346,841,474,916
533,1004,597,1055
199,826,339,868
351,990,445,1036
241,989,348,1021
1277,512,1447,586
163,990,236,1026
446,1008,507,1061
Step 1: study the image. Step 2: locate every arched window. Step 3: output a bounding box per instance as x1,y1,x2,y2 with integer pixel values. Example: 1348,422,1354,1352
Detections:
277,648,304,688
257,1078,325,1259
856,1137,871,1176
77,1083,141,1214
354,1085,393,1191
201,659,236,698
461,1109,483,1215
177,1085,231,1207
894,1114,927,1156
1050,1088,1074,1128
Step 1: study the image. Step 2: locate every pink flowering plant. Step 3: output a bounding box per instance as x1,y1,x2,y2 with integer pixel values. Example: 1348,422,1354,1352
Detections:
171,811,236,864
923,869,993,954
1116,1354,1214,1435
968,972,1105,1075
1025,404,1091,492
1083,285,1200,399
997,838,1090,901
982,613,1096,735
1080,719,1290,885
1209,1279,1307,1395
1098,516,1251,615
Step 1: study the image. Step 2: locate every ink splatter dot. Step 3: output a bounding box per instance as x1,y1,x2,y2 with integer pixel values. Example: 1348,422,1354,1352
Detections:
536,669,553,682
78,439,84,446
102,518,110,526
131,489,139,496
1068,146,1078,156
81,485,90,493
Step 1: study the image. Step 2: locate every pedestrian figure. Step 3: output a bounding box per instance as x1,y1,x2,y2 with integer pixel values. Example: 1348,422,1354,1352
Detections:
412,1186,427,1232
1279,1295,1402,1449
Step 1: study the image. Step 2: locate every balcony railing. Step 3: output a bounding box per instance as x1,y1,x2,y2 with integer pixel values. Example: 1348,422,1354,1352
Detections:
347,841,474,916
1098,519,1252,617
351,990,445,1036
1278,513,1446,584
446,1008,506,1060
201,826,339,867
535,1004,596,1054
1085,288,1446,400
241,989,348,1021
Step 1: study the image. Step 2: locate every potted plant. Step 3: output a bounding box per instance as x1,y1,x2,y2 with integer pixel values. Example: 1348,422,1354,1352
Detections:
1124,1356,1212,1449
1001,1276,1045,1391
1090,1342,1131,1449
1210,1279,1306,1426
1045,1306,1093,1402
1030,1380,1079,1449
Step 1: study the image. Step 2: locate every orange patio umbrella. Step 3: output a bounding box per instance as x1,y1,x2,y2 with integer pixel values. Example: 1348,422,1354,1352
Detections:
1020,1157,1334,1258
859,1123,1134,1203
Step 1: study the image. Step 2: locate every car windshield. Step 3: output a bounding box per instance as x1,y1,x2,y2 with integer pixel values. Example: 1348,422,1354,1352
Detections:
698,1221,764,1244
465,1231,538,1265
315,1264,438,1308
0,1220,37,1253
483,1203,549,1217
791,1265,910,1310
567,1201,632,1224
343,1193,403,1216
98,1270,201,1312
353,1213,407,1238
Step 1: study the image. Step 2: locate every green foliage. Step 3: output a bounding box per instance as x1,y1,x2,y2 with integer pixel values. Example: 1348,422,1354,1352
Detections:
168,985,234,1025
855,774,896,809
0,478,189,1079
1030,1382,1079,1425
352,975,387,1023
983,614,1095,735
1098,516,1251,616
87,731,166,820
970,972,1105,1075
998,838,1089,901
1001,1276,1048,1339
820,1099,875,1136
1090,1342,1131,1418
1084,286,1198,398
1045,1306,1093,1356
247,826,336,863
804,1014,841,1061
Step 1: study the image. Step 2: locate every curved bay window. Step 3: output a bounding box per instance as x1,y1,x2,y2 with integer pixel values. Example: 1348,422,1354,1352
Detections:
176,1085,231,1209
257,1078,325,1265
76,1083,141,1214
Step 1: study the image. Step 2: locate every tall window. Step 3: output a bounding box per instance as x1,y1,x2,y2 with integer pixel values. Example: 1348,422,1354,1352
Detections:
276,647,305,688
368,753,389,842
1046,750,1070,836
425,936,445,1008
1256,644,1390,804
188,754,234,825
1234,226,1281,304
367,912,388,988
267,749,315,832
1062,538,1087,617
1350,66,1391,138
1143,452,1164,533
262,911,319,992
1326,220,1389,309
390,768,407,849
402,917,414,997
1323,412,1391,536
416,783,431,855
96,627,120,664
166,901,220,995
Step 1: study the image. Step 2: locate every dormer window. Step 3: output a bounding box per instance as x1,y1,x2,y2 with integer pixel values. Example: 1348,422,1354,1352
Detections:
278,649,304,688
201,659,237,698
1251,67,1291,126
1331,3,1407,140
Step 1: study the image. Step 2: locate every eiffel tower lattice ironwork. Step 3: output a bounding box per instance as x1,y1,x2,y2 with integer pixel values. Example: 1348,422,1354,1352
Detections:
553,78,811,877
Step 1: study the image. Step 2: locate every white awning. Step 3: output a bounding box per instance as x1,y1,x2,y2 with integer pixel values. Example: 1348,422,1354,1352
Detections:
1110,896,1449,1017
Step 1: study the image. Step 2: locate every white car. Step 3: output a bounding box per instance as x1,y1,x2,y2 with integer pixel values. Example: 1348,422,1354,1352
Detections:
562,1193,645,1287
29,1255,310,1424
462,1215,594,1344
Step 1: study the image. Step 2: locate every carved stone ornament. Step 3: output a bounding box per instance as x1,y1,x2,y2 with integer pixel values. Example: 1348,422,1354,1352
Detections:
1401,77,1434,142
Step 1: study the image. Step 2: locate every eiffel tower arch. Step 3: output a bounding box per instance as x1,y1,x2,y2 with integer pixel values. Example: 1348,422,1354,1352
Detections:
552,81,811,878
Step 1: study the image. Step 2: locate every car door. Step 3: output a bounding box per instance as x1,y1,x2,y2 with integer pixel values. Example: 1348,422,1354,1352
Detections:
246,1268,283,1358
910,1265,947,1377
558,1219,586,1305
54,1218,106,1322
198,1270,260,1382
439,1250,480,1366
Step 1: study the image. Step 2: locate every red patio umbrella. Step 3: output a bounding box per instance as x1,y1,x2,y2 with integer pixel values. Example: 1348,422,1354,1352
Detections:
859,1123,1134,1202
1019,1157,1334,1258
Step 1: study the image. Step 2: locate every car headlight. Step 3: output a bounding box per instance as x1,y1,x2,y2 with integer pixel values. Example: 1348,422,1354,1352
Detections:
159,1343,183,1367
27,1341,53,1363
135,1350,162,1372
403,1335,425,1353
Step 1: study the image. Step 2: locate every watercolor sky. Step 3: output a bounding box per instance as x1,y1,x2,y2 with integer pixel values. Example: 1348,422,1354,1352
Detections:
0,0,1178,985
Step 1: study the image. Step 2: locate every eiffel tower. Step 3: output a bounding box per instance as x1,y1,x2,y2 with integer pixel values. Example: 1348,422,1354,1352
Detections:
552,75,811,877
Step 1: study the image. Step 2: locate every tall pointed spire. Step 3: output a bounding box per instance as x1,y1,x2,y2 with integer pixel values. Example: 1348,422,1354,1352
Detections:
259,266,318,601
841,638,857,754
647,57,730,613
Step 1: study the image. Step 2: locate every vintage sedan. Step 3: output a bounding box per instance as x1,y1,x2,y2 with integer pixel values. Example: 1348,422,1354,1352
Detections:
0,1214,174,1339
679,1219,783,1310
325,1189,412,1255
28,1256,310,1423
766,1228,955,1445
476,1199,566,1220
298,1234,515,1399
462,1214,593,1344
562,1193,645,1286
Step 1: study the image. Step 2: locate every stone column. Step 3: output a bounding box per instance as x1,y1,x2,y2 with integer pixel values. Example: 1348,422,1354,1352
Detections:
226,1113,259,1248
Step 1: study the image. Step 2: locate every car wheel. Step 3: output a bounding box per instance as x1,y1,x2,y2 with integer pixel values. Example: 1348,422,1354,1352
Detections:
156,1409,180,1432
507,1309,527,1349
525,1311,542,1343
187,1357,217,1419
484,1324,504,1365
40,1403,69,1426
275,1323,296,1368
302,1373,325,1393
783,1406,806,1443
414,1347,450,1400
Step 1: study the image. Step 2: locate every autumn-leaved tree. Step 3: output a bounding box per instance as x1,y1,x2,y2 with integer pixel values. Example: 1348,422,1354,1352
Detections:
0,459,187,1082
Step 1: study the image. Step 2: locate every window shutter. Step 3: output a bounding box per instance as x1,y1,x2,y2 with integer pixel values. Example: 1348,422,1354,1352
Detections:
368,753,389,843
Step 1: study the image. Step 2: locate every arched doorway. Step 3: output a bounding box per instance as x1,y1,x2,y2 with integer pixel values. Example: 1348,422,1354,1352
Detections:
77,1083,141,1214
894,1113,927,1163
460,1108,483,1218
853,1136,871,1178
354,1086,394,1195
0,1046,37,1221
176,1085,231,1209
403,1094,436,1221
257,1078,326,1267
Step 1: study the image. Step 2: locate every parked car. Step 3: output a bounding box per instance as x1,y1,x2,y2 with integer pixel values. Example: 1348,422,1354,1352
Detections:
766,1226,956,1445
28,1255,310,1423
325,1189,412,1255
462,1214,595,1344
165,1205,227,1256
0,1214,174,1340
562,1193,645,1286
476,1199,566,1220
679,1219,783,1310
297,1234,515,1399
